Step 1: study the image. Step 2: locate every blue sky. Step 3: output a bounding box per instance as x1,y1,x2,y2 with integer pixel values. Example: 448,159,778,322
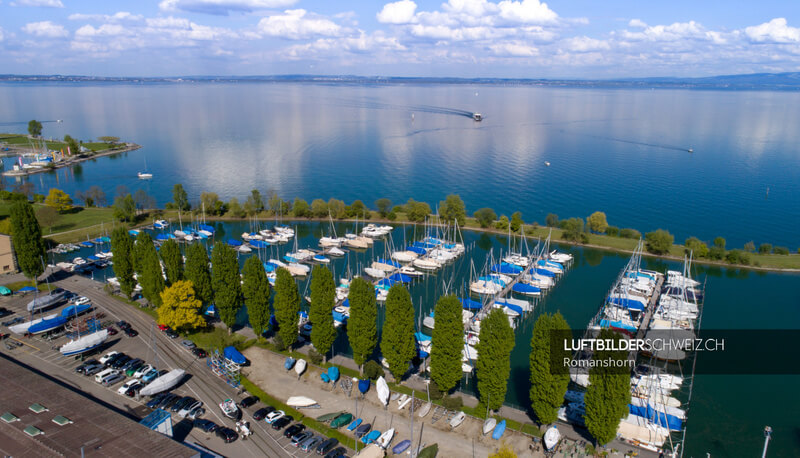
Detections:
1,0,799,78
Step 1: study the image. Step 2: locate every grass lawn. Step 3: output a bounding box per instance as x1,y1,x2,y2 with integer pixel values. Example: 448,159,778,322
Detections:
0,279,50,291
1,133,118,154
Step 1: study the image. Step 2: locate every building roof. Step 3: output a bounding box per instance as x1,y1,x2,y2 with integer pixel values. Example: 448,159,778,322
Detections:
0,353,199,458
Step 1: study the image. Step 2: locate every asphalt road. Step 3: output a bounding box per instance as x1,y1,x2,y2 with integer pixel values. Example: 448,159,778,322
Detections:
1,273,348,458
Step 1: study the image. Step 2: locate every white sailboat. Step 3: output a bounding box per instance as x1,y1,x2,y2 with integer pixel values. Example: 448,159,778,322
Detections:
60,329,109,356
138,158,153,179
376,376,390,406
139,368,186,396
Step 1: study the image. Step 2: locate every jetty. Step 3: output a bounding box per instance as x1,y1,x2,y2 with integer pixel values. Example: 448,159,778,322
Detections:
1,142,141,177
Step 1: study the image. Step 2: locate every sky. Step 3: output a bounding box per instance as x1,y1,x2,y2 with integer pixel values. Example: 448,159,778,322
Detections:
1,0,799,78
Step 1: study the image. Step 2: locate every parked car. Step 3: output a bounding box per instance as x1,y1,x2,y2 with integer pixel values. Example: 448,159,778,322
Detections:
191,347,207,358
239,396,259,409
102,373,125,386
181,339,196,350
147,393,169,409
284,423,305,438
141,368,160,383
123,358,144,372
157,393,180,410
265,410,285,424
106,326,118,336
316,438,339,455
94,368,119,383
125,383,144,397
0,307,13,318
179,400,203,418
2,317,24,326
157,324,169,331
194,419,218,433
324,447,346,458
187,406,205,420
252,407,274,421
111,355,132,369
300,435,323,452
98,351,119,365
291,431,313,446
84,364,105,376
171,396,195,413
118,379,141,395
117,320,130,330
165,329,178,339
133,364,154,379
75,359,100,374
272,415,292,430
215,427,238,443
124,328,138,337
73,296,91,306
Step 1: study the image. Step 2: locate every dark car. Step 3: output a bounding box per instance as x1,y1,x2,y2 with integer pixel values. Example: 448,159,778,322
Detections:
316,438,339,455
111,355,132,368
0,307,13,318
284,423,305,438
191,347,207,358
194,419,218,432
324,447,346,458
291,431,313,447
161,394,182,410
146,393,168,409
272,415,292,430
124,328,139,337
117,320,130,330
105,352,127,367
171,396,195,413
106,326,118,335
252,406,274,421
122,358,144,371
75,359,99,373
125,383,144,397
215,427,238,443
3,317,24,326
239,396,259,409
84,364,105,376
165,329,178,339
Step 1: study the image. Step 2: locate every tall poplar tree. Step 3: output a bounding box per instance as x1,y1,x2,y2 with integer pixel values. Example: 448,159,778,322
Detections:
430,295,463,393
159,239,183,285
585,328,632,445
348,277,377,370
309,265,336,359
529,312,572,425
110,227,135,298
184,242,212,303
242,256,271,339
9,201,46,282
135,231,165,306
273,267,300,347
211,243,241,331
380,284,416,380
475,308,515,411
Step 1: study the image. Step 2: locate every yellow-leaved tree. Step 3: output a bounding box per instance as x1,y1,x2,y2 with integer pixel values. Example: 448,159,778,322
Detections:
489,442,517,458
158,280,206,331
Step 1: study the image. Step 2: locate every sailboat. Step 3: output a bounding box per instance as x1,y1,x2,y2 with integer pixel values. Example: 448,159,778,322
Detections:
138,157,153,179
60,329,109,356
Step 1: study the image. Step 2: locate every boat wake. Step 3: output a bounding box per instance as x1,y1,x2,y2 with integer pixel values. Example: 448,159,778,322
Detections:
328,97,479,120
581,133,689,152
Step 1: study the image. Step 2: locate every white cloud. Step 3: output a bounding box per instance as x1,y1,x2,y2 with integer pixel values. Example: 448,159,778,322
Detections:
11,0,63,7
745,18,800,43
258,9,343,40
0,27,4,42
22,21,68,38
497,0,557,24
159,0,297,16
68,12,143,22
489,41,538,56
628,19,647,29
621,20,705,42
377,0,418,25
75,24,129,38
563,36,609,52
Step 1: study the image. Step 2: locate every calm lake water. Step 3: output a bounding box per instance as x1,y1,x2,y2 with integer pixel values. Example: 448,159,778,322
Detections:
4,82,799,455
2,82,800,248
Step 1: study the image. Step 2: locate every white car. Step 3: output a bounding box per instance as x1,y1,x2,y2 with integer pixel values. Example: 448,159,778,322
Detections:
99,351,119,365
73,296,91,306
179,401,204,418
117,379,141,395
265,410,285,424
133,364,154,379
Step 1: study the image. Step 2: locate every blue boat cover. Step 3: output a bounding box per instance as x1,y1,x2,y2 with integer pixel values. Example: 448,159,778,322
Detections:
263,262,276,272
332,310,348,323
414,331,431,342
80,241,94,247
377,278,399,288
629,404,683,431
460,297,482,310
198,224,215,233
413,241,436,249
227,239,242,247
128,230,139,236
598,319,637,333
321,373,330,383
496,301,523,315
479,276,505,286
377,258,401,268
607,296,645,311
512,283,540,294
392,440,412,455
87,255,99,261
223,346,246,364
406,246,427,255
388,273,412,283
347,418,362,431
327,366,339,382
249,240,269,248
18,286,37,292
492,263,523,274
61,303,92,318
155,233,171,241
535,268,556,277
29,316,68,333
284,357,296,370
205,304,217,316
492,420,507,440
358,379,370,394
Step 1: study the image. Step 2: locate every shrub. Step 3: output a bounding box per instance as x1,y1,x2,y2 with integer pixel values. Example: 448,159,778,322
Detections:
273,334,286,351
743,241,755,252
363,360,385,380
774,246,789,255
474,208,497,228
429,379,444,400
387,211,397,221
309,348,323,366
708,246,725,260
561,217,584,242
619,228,641,239
684,237,709,258
545,213,559,227
714,237,726,249
605,226,619,237
442,395,463,410
580,233,589,244
725,249,751,265
758,243,772,254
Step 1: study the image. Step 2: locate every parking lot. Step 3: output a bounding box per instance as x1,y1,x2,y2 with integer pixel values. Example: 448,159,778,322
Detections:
0,273,353,457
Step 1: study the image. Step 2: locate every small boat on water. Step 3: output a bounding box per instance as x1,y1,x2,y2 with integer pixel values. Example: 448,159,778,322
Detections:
219,399,240,419
60,329,109,356
139,369,185,396
449,411,466,429
492,419,506,439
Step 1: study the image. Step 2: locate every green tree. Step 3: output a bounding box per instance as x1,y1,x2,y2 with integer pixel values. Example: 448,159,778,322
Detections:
406,198,432,223
110,227,136,298
44,188,73,212
157,280,206,331
605,226,619,237
347,199,368,218
309,265,337,359
35,206,58,231
381,284,416,380
684,237,709,258
9,201,46,281
132,189,155,214
159,239,183,285
473,207,497,228
475,308,515,411
510,211,524,233
245,189,264,213
587,211,608,233
242,256,271,339
545,213,559,228
529,313,571,425
135,232,165,307
495,215,510,230
86,186,106,207
375,198,392,217
439,194,466,226
348,277,378,369
227,197,244,218
311,199,328,218
28,119,43,137
758,243,772,254
584,328,631,445
619,228,641,239
97,136,120,143
292,198,310,217
112,193,136,222
743,241,755,252
645,229,674,254
63,135,80,155
561,217,584,242
273,268,301,347
184,243,213,303
430,295,463,393
328,198,346,219
713,237,726,249
200,192,224,216
172,183,190,212
211,243,242,331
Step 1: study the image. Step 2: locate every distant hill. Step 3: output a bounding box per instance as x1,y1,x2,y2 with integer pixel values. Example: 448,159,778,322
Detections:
2,72,800,90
